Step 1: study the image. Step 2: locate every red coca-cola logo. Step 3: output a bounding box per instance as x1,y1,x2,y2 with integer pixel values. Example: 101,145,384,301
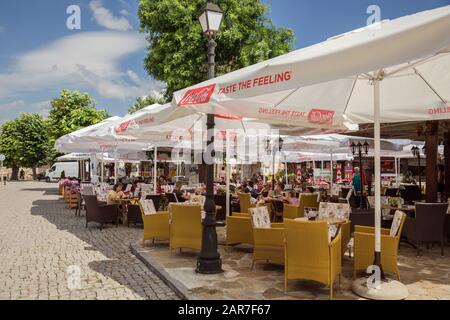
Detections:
115,121,131,133
178,84,215,106
307,109,335,125
214,114,242,121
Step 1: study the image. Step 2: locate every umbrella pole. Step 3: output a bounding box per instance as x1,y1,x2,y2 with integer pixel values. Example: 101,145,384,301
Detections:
330,150,334,194
154,147,158,194
226,132,231,217
353,72,408,300
284,153,288,185
394,156,398,187
373,77,384,277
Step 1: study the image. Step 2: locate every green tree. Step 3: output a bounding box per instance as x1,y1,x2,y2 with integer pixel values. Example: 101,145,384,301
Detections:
48,89,110,141
138,0,295,98
0,114,53,180
128,94,166,114
0,119,21,180
16,114,53,179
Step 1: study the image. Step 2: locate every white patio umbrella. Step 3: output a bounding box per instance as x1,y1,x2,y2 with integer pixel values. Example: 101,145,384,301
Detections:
167,6,450,299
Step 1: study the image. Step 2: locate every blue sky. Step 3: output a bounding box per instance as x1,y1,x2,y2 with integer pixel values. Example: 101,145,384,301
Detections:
0,0,449,122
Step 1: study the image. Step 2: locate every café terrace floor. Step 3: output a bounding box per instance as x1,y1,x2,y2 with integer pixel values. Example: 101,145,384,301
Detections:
131,227,450,300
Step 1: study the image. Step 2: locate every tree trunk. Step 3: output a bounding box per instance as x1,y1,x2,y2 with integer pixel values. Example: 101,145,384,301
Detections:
32,166,37,180
11,165,19,181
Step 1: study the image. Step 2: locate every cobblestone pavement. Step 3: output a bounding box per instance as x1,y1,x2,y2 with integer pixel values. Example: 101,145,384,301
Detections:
0,182,179,300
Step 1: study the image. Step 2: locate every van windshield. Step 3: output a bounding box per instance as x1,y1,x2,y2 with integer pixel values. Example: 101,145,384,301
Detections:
50,166,56,172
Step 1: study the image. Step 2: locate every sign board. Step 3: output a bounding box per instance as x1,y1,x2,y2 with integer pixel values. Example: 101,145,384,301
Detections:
0,154,5,162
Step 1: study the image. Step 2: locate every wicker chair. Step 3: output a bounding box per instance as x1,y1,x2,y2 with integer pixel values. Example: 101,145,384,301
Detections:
238,193,254,214
83,195,119,229
354,211,406,280
145,194,162,211
249,207,285,267
139,199,170,246
126,204,144,227
169,204,202,254
226,213,253,246
284,219,341,299
403,203,448,256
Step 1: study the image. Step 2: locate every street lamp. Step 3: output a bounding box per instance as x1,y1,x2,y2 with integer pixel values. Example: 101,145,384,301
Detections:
196,1,224,275
350,140,369,208
411,145,422,191
264,136,283,189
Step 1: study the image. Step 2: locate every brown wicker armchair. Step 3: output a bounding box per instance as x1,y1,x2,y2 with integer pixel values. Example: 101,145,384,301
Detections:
403,203,448,256
126,204,144,227
83,195,119,229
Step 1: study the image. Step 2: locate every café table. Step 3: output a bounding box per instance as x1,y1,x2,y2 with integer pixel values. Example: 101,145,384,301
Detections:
294,217,347,225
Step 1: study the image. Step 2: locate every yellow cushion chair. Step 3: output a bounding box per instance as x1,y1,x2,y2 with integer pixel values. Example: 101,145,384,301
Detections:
283,193,320,219
238,193,254,214
139,200,170,246
353,211,406,280
318,202,352,259
249,207,285,267
284,219,342,299
226,213,253,246
169,204,202,254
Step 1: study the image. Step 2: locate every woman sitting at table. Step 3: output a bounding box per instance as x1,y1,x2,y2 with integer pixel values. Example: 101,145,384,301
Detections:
107,183,124,205
268,182,285,198
174,181,190,202
286,191,299,206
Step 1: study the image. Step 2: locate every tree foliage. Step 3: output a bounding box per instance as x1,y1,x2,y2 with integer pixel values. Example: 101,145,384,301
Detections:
138,0,295,98
48,89,110,141
0,114,53,179
128,94,166,114
0,119,21,170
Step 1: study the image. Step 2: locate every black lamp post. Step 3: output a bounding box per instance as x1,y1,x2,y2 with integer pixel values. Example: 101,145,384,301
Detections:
350,141,369,207
411,145,422,191
196,1,224,274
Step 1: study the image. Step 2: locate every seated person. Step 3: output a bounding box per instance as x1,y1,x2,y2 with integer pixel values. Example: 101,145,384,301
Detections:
107,183,124,205
286,191,299,206
247,181,260,198
268,182,285,198
173,181,190,202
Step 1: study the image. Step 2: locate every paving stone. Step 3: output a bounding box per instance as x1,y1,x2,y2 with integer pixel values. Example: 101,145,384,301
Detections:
0,182,178,300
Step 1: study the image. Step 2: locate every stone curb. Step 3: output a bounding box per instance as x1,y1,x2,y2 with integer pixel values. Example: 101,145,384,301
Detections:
129,242,193,300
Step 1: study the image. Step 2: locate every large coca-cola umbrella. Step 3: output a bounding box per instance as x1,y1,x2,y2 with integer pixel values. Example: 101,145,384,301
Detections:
170,5,450,299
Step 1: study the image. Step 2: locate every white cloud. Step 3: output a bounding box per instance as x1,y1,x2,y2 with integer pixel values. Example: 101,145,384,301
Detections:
90,0,132,31
0,100,50,117
0,26,5,33
0,31,165,100
0,100,25,112
120,9,130,16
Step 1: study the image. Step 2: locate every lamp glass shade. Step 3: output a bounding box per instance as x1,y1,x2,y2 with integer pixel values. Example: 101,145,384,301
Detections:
363,141,370,154
350,142,356,155
198,2,224,35
206,11,223,32
198,11,208,33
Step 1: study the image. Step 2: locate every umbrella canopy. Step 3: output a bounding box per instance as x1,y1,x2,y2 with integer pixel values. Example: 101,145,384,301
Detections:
56,153,92,161
55,117,153,154
163,5,450,293
114,103,272,140
171,5,449,127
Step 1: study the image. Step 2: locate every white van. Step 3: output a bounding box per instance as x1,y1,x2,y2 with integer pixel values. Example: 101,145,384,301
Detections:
45,162,79,182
